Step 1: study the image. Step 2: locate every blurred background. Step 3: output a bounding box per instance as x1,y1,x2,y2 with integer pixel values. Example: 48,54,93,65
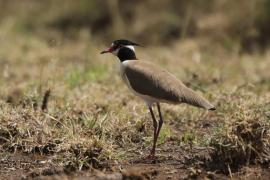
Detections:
0,2,270,178
0,0,270,105
0,0,270,53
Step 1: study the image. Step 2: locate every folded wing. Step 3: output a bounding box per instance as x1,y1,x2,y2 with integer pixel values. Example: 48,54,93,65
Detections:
124,60,215,110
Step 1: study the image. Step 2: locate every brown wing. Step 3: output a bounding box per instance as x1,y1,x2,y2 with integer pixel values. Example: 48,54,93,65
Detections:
124,60,215,110
124,61,183,103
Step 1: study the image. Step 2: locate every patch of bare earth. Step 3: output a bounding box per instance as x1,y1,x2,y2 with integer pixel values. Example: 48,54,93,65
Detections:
1,145,269,179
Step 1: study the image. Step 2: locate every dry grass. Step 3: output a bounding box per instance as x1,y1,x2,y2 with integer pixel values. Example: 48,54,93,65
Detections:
208,89,270,171
0,18,270,178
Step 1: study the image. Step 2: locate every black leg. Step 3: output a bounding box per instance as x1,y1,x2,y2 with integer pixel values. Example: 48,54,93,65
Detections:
156,103,163,145
149,106,157,157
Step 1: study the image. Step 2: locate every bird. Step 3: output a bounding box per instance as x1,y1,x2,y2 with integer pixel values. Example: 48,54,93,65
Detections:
101,39,215,158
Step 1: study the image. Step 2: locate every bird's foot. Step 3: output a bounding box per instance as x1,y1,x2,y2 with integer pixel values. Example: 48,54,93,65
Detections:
146,153,156,160
143,152,159,163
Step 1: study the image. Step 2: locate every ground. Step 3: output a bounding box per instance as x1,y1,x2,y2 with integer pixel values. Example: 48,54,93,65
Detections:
0,22,270,179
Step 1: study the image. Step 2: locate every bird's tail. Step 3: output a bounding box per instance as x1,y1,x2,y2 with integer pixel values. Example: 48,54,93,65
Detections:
180,87,215,110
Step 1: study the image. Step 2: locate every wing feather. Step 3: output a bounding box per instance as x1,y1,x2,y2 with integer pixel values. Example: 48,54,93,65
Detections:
123,60,215,110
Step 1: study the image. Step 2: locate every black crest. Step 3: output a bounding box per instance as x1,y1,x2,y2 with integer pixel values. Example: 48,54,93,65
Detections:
113,39,140,46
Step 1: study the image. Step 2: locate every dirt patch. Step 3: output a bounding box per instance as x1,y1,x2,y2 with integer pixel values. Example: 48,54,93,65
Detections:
0,153,58,179
0,142,218,179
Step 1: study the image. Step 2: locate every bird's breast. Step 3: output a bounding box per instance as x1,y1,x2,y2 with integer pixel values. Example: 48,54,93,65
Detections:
119,61,157,106
119,61,136,92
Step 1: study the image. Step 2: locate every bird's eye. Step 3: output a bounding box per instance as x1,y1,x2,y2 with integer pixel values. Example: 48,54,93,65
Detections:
113,45,120,50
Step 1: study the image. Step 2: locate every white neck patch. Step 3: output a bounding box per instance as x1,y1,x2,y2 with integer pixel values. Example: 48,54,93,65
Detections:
125,45,135,52
112,45,135,56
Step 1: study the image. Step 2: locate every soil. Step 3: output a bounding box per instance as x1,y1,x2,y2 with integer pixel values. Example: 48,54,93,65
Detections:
1,142,269,180
1,115,269,180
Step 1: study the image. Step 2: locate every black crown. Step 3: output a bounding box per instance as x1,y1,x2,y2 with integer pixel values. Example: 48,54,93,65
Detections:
113,39,140,46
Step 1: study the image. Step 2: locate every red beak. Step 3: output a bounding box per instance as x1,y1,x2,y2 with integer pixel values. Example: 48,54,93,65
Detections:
100,47,114,54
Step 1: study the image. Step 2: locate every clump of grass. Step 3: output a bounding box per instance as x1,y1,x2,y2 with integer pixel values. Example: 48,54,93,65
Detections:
209,111,270,172
0,101,111,174
0,115,60,154
63,140,109,172
182,130,197,147
158,125,172,145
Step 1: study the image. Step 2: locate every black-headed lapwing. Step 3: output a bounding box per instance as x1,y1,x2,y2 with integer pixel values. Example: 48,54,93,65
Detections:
101,39,215,158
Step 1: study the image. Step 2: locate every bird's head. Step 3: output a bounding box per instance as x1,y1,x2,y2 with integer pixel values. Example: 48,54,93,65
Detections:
101,39,140,61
